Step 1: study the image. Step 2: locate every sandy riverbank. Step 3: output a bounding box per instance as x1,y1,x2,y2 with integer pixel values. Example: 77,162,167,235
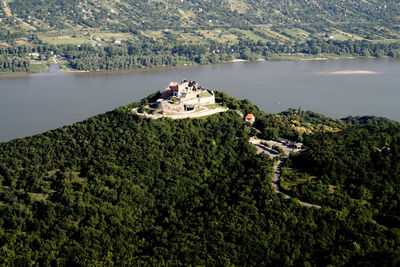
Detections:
231,58,266,62
62,69,90,73
325,70,378,75
231,59,248,62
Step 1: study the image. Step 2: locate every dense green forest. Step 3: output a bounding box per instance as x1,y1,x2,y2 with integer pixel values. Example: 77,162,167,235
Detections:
1,0,400,72
0,93,399,265
0,56,30,72
282,124,400,224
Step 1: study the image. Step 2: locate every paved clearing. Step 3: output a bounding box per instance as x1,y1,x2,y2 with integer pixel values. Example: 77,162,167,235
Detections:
250,138,321,209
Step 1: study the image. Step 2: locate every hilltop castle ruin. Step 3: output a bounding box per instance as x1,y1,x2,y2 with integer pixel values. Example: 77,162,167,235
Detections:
153,79,215,113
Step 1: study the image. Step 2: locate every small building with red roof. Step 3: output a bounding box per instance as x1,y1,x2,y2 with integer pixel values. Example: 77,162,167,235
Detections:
245,113,255,125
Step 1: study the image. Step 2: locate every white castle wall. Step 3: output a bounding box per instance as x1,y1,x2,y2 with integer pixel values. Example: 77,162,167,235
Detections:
180,95,214,105
156,87,215,113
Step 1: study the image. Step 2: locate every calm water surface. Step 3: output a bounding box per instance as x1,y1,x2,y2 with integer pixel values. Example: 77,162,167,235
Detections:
0,59,399,142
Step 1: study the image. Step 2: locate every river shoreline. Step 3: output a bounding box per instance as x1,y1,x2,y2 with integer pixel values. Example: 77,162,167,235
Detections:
0,55,395,77
59,55,374,74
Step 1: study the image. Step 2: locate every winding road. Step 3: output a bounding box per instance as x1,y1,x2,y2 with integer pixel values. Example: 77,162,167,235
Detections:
250,138,321,209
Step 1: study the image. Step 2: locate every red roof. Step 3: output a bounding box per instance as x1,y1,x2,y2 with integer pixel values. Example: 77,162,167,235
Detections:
169,82,179,91
160,88,172,99
245,113,255,120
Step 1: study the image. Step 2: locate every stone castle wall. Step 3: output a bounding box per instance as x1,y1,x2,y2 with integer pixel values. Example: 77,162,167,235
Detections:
180,95,215,106
157,101,184,113
156,83,215,113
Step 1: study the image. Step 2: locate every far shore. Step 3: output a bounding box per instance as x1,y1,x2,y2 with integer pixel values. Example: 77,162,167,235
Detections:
0,56,393,76
0,72,32,77
56,55,389,74
62,68,90,73
59,56,370,74
62,58,262,73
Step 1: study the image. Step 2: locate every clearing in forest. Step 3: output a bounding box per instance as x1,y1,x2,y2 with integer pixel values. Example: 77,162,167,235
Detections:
2,1,12,17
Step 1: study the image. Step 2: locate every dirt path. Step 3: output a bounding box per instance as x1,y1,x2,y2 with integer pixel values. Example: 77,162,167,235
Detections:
3,1,12,17
52,56,59,64
251,138,321,209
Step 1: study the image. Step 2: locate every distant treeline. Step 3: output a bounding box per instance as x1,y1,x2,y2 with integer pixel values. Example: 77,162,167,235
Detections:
63,39,400,71
1,38,400,72
0,56,30,72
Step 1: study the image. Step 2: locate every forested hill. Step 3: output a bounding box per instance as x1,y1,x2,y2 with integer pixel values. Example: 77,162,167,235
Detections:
1,0,400,72
0,93,400,265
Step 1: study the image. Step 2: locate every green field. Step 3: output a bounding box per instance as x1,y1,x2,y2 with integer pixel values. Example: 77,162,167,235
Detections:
29,64,48,73
197,29,239,44
92,32,134,42
281,27,310,40
38,35,92,45
235,29,269,42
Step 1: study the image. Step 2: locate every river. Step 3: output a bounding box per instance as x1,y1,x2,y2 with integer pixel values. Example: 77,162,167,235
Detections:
0,59,399,142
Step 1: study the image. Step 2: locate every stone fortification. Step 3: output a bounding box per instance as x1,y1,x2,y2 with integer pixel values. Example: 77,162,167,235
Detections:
155,80,215,113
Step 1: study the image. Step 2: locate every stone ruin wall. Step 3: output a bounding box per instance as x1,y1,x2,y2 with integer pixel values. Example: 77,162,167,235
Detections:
181,89,215,104
180,94,215,106
157,101,185,113
156,87,215,113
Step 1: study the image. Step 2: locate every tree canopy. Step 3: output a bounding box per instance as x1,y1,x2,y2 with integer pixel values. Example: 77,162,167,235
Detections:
0,93,399,265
